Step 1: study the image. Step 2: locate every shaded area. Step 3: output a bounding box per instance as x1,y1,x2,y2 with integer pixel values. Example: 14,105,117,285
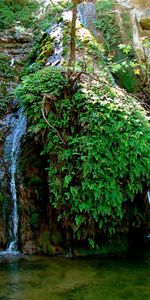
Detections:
0,246,150,300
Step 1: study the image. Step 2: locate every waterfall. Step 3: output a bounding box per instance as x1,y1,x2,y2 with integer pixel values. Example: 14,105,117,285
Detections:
45,23,63,67
147,191,150,204
4,108,27,253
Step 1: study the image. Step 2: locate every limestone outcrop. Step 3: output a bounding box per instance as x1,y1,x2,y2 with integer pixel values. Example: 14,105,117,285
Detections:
116,0,150,66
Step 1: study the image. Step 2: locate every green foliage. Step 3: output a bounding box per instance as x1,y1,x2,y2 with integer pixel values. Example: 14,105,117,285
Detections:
37,36,54,62
16,66,150,249
16,67,67,132
51,230,63,245
38,0,72,31
39,230,53,254
0,54,14,78
113,68,136,93
108,44,139,93
0,0,39,30
0,192,4,204
95,0,122,52
80,236,128,256
30,209,40,229
0,54,17,117
29,175,43,186
94,0,138,93
118,44,132,55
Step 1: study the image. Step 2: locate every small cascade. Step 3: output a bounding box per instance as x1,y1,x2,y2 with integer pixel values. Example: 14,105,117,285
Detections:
147,191,150,204
4,108,27,253
46,23,63,67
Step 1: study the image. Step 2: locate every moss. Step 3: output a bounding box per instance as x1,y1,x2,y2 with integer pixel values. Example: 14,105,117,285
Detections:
79,236,128,257
115,68,136,93
0,132,5,143
51,230,63,246
0,192,4,204
38,40,54,61
94,0,139,92
30,210,40,229
39,231,54,255
0,54,18,117
121,11,133,42
29,175,44,186
57,16,63,23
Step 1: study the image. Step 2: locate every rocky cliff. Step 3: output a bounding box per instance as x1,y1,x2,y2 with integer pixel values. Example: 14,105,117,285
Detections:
116,0,150,80
0,0,149,256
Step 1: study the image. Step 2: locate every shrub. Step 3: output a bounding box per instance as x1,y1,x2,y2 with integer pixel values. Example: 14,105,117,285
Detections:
0,0,39,30
16,66,150,248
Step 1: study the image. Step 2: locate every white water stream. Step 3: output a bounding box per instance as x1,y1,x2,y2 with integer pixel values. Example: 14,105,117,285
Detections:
4,109,27,253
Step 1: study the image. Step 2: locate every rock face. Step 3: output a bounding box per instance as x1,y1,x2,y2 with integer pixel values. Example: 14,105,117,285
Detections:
116,0,150,67
17,137,64,255
140,17,150,31
0,25,33,111
0,25,33,64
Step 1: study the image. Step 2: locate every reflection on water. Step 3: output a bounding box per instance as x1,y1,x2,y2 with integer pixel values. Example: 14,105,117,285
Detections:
0,247,150,300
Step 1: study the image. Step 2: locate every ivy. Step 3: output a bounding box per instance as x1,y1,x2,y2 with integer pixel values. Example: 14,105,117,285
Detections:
16,66,150,248
0,0,39,30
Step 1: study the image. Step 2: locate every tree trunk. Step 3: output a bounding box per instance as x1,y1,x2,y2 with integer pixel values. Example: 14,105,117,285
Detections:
68,1,78,73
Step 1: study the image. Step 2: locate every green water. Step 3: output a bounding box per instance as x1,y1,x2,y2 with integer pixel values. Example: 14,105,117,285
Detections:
0,247,150,300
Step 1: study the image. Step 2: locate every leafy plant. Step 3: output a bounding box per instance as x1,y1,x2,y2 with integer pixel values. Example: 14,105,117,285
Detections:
16,66,150,249
0,0,39,30
0,54,18,117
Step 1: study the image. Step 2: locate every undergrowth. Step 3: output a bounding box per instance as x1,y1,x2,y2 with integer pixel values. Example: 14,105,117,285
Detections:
0,0,39,30
95,0,138,92
16,66,150,249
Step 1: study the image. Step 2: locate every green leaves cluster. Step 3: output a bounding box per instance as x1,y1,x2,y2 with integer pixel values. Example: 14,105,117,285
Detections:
95,0,138,93
16,66,150,248
0,54,17,117
0,0,39,30
95,0,122,52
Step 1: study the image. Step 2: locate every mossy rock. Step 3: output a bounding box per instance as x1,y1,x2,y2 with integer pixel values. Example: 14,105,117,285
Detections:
50,230,63,246
39,230,54,255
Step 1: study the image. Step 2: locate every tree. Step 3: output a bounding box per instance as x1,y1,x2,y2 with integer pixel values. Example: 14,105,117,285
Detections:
68,1,84,72
68,0,78,72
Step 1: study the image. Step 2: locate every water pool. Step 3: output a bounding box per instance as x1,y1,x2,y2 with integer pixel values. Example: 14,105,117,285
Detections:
0,246,150,300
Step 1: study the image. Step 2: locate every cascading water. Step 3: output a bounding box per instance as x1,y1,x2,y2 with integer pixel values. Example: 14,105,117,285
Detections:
1,17,62,255
4,108,27,253
147,191,150,204
45,23,63,67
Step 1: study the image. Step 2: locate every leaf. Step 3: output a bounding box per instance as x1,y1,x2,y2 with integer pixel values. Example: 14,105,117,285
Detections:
134,68,141,75
63,175,72,188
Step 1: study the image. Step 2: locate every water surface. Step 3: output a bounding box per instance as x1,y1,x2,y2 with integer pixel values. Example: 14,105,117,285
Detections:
0,247,150,300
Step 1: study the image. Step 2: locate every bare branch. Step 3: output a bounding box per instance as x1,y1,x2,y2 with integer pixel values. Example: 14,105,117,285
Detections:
41,94,66,145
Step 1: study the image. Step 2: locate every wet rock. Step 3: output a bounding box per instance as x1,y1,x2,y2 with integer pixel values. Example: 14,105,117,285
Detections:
0,26,33,43
116,0,150,66
23,241,37,255
140,18,150,31
0,255,7,264
0,26,33,64
78,1,97,36
37,23,63,67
